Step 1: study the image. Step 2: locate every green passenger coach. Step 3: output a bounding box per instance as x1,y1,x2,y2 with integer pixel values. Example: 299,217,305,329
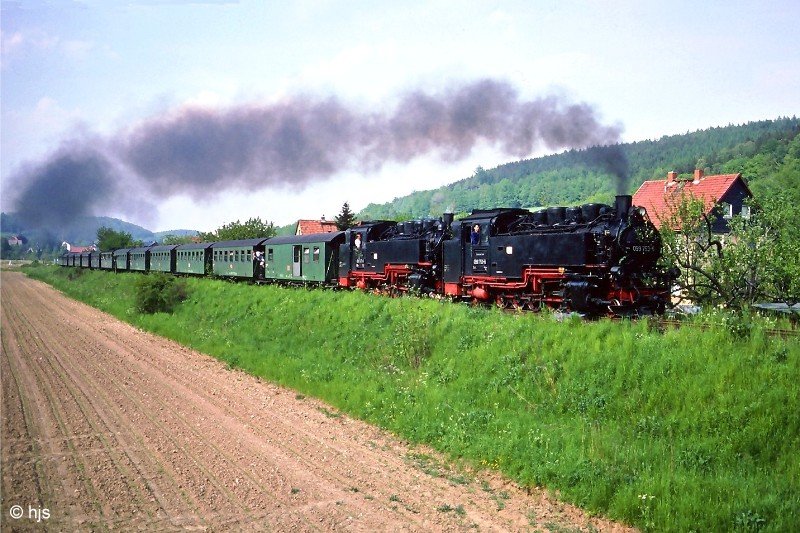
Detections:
149,244,178,273
211,238,269,279
263,232,345,284
175,243,211,275
128,246,151,272
100,251,114,270
113,248,130,271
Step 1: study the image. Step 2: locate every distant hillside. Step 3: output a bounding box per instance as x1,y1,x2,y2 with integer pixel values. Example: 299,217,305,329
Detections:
358,117,800,219
0,212,198,252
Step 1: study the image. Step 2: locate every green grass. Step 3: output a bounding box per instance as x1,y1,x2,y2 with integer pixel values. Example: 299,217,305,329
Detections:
23,265,800,531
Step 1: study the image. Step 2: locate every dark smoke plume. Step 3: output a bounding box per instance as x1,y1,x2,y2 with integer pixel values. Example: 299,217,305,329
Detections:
10,145,118,228
9,78,627,225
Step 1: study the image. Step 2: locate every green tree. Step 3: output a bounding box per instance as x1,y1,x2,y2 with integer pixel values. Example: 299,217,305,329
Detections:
726,195,800,309
199,217,275,241
334,202,356,230
0,238,12,259
660,193,799,313
161,234,197,245
97,226,141,251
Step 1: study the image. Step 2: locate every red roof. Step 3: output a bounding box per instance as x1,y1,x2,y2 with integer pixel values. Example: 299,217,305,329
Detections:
633,170,749,229
68,245,97,253
295,219,338,235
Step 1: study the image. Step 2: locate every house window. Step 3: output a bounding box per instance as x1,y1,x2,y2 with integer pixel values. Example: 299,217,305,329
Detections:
722,203,733,219
741,205,751,219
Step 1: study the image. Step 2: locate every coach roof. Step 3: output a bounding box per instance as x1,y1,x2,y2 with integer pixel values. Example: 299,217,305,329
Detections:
209,238,270,248
175,242,213,251
149,244,179,252
265,232,345,245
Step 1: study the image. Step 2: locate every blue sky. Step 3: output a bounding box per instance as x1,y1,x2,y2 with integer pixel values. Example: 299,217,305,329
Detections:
2,0,799,231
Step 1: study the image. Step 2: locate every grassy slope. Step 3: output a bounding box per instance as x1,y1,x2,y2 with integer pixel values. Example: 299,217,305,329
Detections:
24,266,800,532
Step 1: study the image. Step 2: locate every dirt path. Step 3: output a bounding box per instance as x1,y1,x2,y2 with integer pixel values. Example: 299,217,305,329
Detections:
1,271,633,531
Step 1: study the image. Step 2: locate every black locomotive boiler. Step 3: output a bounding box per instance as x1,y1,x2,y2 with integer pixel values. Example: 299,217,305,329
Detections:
339,195,672,315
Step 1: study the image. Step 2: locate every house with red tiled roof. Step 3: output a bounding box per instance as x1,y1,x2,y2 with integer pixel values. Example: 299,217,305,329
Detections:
633,170,753,233
61,242,97,253
294,217,339,236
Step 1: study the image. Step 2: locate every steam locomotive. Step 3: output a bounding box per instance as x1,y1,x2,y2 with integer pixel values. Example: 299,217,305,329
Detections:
62,194,673,316
337,194,672,315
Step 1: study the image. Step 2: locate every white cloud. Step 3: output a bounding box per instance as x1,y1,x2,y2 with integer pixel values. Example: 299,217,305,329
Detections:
1,30,24,57
0,97,85,177
0,28,95,64
61,39,95,60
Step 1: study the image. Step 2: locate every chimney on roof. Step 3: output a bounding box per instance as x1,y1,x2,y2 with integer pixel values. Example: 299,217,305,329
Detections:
693,169,704,184
321,214,326,221
666,171,678,185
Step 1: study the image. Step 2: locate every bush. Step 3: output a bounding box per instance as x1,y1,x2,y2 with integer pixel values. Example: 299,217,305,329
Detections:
134,272,188,314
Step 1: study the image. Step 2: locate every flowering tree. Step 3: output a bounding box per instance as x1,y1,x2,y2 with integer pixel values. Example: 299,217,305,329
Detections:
660,192,799,316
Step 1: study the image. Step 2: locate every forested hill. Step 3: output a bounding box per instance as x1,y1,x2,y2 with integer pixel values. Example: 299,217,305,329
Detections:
358,117,800,220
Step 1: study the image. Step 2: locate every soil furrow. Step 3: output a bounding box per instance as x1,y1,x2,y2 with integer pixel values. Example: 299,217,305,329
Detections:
1,271,633,532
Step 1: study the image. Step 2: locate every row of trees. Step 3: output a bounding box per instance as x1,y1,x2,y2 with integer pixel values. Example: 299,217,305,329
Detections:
96,216,281,252
95,205,360,253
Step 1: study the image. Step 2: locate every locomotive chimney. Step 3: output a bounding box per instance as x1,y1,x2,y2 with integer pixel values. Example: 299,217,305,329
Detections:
442,212,454,227
615,195,632,221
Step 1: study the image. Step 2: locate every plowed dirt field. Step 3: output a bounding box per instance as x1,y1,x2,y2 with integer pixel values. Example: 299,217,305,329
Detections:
1,271,632,531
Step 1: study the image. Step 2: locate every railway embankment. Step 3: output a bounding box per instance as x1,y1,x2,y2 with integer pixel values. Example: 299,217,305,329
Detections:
22,264,800,531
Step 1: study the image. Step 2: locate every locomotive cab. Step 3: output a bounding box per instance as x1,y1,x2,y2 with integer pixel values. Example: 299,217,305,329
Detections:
338,216,453,293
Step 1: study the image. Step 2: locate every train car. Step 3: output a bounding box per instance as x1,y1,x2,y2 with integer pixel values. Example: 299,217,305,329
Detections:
79,251,92,268
128,246,151,272
58,252,70,266
210,239,269,279
90,251,101,269
113,248,131,271
175,243,211,276
100,251,114,270
263,232,345,284
149,245,178,273
338,216,453,294
442,195,671,315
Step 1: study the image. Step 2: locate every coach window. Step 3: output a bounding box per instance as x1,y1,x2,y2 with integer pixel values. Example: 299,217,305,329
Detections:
268,248,273,261
313,247,320,262
304,247,310,263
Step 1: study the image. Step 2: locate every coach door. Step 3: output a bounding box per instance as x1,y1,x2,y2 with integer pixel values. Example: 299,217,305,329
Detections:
292,245,302,277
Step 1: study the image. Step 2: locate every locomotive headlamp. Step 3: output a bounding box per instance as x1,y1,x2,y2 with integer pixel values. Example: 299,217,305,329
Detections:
637,207,647,216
